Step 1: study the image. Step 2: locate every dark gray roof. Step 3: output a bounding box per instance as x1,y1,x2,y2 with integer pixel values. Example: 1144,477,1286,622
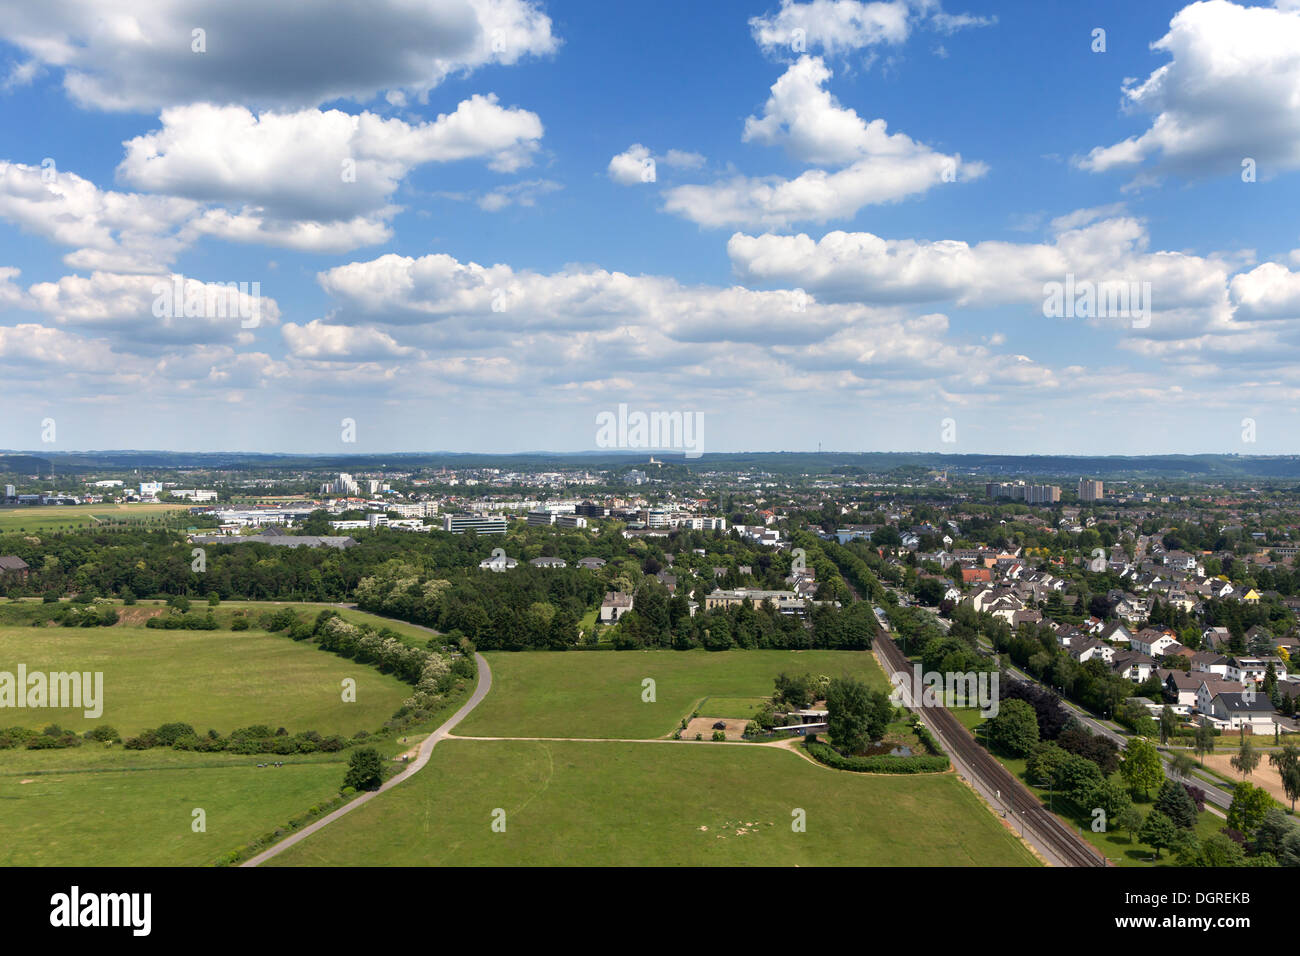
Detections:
1214,693,1275,713
0,555,29,571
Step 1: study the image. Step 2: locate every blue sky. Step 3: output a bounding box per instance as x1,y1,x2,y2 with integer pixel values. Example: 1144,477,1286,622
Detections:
2,0,1300,457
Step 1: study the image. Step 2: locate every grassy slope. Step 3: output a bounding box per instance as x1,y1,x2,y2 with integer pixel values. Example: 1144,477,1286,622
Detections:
268,738,1038,867
0,625,410,735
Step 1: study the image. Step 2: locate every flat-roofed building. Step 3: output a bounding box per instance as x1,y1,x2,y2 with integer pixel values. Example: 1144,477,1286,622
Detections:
442,514,508,535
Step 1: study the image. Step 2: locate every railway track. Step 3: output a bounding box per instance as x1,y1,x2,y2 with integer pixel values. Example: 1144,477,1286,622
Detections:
876,633,1107,867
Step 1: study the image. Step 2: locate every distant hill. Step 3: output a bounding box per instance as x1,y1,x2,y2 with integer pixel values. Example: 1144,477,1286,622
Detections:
3,449,1300,480
0,455,54,476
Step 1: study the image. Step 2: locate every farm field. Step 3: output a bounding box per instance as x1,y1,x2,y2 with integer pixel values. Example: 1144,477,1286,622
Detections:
0,746,347,866
268,738,1039,867
0,624,411,735
0,503,190,532
456,649,890,739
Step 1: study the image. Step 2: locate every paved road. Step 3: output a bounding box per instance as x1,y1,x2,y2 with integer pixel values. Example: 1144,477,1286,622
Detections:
240,651,492,867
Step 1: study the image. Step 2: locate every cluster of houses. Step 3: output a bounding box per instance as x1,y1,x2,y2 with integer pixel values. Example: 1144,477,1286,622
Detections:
478,553,611,572
898,540,1298,734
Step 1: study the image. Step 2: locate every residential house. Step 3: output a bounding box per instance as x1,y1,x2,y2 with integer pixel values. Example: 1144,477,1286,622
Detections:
600,591,634,623
0,555,29,583
1196,678,1247,715
478,553,518,572
1162,670,1202,708
1111,650,1156,682
1207,692,1276,732
1131,628,1179,658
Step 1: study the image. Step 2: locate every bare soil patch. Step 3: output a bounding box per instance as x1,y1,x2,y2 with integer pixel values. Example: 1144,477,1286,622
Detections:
1202,753,1294,806
116,607,164,626
681,716,750,741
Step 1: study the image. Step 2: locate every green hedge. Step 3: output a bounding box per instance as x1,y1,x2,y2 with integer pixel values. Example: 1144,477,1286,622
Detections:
804,738,949,774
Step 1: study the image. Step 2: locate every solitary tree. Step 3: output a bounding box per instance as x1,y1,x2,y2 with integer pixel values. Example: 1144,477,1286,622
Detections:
1138,809,1178,858
1193,721,1215,766
1230,734,1261,780
1170,752,1196,781
825,675,883,755
1226,782,1274,836
1119,737,1164,799
344,747,384,792
1153,778,1198,830
1269,744,1300,812
1115,806,1144,844
1159,706,1177,746
989,699,1039,758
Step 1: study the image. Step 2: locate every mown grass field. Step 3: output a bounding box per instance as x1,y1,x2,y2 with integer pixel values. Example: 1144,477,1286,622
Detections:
698,696,769,718
268,738,1039,867
0,746,347,865
0,602,472,866
0,503,189,532
0,624,410,735
457,649,890,739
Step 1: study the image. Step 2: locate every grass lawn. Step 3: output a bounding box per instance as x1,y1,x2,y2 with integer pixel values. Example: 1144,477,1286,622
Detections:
457,649,890,739
0,625,411,736
0,503,189,532
267,738,1039,867
698,696,768,718
0,745,347,865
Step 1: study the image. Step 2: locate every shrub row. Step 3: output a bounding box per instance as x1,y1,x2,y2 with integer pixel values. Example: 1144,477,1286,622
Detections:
0,723,120,749
122,722,356,754
145,612,220,630
803,738,949,774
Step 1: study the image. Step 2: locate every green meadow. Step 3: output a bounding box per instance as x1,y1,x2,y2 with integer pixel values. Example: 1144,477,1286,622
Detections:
0,503,189,532
0,625,410,736
456,649,890,739
0,746,347,866
0,604,472,865
268,738,1038,867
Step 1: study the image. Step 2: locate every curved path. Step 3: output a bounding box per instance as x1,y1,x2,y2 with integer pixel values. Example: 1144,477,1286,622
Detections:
241,652,492,867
